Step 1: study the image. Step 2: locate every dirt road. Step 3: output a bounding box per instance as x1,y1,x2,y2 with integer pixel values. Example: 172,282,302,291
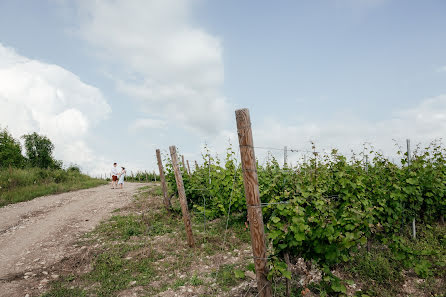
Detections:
0,183,145,297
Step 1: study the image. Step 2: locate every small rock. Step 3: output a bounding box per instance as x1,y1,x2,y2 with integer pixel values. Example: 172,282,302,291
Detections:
245,271,256,280
129,280,137,286
51,274,59,279
24,275,30,279
25,294,30,297
24,272,33,276
42,271,48,275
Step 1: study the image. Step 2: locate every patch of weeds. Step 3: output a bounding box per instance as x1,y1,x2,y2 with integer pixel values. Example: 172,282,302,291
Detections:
246,263,255,273
346,247,402,295
144,210,178,236
172,278,187,289
148,186,163,196
212,264,238,290
95,215,147,241
41,283,86,297
189,274,204,286
234,269,245,279
398,223,446,277
84,244,158,296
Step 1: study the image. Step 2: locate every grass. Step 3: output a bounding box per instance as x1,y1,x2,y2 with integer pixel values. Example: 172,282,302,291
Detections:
0,167,107,207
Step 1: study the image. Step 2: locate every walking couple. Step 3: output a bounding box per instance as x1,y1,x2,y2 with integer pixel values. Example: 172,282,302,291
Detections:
111,162,126,189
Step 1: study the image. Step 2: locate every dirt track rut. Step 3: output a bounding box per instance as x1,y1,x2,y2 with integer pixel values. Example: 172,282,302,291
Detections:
0,183,145,297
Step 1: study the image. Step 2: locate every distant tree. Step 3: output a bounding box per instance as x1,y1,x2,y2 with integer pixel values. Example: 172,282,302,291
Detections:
22,132,61,169
67,164,81,173
0,128,24,168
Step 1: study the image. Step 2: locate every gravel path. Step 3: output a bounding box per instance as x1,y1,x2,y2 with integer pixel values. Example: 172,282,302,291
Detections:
0,183,146,297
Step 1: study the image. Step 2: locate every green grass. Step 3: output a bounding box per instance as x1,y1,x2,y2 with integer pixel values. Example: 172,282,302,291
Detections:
0,167,107,207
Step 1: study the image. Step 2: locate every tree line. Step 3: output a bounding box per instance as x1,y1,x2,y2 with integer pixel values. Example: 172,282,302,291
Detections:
0,127,73,170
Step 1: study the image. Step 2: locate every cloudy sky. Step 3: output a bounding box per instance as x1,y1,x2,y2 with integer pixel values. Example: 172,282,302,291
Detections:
1,0,446,175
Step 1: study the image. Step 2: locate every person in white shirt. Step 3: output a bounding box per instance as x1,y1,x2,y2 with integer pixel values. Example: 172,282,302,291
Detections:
111,163,119,189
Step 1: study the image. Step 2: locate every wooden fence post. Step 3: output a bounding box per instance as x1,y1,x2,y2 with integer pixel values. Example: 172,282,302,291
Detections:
170,146,195,247
284,146,287,167
156,149,171,211
235,108,272,297
181,155,187,174
187,160,191,175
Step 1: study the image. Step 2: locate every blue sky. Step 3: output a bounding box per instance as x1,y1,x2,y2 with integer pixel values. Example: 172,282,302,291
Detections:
1,0,446,174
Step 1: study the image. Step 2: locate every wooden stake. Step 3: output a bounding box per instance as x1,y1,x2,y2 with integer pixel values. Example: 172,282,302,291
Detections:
169,146,195,247
235,108,272,297
181,155,187,175
156,149,171,211
187,160,191,175
284,146,287,167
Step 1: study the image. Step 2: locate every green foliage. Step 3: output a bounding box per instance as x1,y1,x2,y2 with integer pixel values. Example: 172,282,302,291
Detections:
0,127,24,168
67,164,81,173
164,141,446,284
22,132,61,169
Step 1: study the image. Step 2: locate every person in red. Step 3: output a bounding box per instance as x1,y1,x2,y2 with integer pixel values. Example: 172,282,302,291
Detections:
111,162,119,189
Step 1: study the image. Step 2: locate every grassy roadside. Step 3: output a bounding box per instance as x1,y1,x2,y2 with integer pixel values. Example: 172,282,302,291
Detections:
40,184,445,297
0,168,107,207
41,184,256,297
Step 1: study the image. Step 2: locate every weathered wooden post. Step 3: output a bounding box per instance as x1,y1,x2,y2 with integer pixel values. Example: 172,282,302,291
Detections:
284,146,287,167
181,155,187,174
169,146,195,247
187,160,191,175
235,108,272,297
156,149,171,211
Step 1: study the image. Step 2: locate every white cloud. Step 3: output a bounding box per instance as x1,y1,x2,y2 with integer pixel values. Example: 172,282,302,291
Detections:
246,95,446,164
0,43,111,173
197,95,446,167
437,65,446,72
76,0,230,135
130,118,167,130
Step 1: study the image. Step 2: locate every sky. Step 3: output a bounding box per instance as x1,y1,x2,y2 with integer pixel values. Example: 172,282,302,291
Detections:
1,0,446,175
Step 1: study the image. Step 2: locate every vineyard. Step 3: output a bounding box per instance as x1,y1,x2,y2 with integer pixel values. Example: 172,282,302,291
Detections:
158,109,445,296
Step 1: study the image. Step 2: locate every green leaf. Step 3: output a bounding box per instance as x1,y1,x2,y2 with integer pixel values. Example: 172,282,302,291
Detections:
234,269,245,279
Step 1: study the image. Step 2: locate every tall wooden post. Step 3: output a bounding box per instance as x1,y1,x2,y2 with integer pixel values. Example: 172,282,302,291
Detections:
284,146,287,167
181,155,187,175
187,160,191,175
156,149,171,211
170,146,195,247
235,108,272,297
